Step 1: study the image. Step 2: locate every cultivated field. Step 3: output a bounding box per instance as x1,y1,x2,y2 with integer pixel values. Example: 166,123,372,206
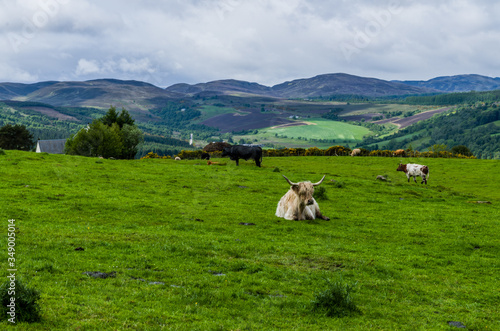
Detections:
266,119,370,141
233,119,371,148
1,151,499,330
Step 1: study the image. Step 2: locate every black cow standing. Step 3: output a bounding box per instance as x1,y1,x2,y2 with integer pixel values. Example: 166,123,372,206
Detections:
221,145,263,167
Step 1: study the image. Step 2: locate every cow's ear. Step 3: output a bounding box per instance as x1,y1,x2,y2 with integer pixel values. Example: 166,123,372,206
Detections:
291,184,299,192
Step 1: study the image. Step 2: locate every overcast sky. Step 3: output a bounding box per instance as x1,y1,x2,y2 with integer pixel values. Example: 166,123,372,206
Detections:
1,0,499,87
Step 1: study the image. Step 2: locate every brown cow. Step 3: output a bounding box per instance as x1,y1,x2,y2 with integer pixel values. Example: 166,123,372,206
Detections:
275,175,330,221
393,149,406,157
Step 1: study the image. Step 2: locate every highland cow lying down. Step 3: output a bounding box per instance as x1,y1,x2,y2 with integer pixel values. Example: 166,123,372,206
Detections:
276,175,330,221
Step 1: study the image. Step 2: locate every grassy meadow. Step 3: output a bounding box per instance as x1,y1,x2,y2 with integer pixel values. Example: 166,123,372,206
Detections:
266,119,370,141
233,119,371,149
1,151,499,330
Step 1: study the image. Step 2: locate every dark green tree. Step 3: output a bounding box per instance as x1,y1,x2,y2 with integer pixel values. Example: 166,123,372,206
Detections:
66,106,143,159
120,124,144,159
65,120,123,158
117,109,135,128
100,106,119,127
0,124,34,151
451,145,473,157
101,106,135,128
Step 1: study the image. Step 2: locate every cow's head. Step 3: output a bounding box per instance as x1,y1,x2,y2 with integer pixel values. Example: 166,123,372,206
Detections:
221,147,231,157
282,175,325,205
396,163,407,172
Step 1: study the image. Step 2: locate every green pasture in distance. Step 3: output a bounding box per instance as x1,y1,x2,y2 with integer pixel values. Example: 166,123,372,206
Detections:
0,150,499,330
265,119,371,141
232,119,373,148
194,105,239,123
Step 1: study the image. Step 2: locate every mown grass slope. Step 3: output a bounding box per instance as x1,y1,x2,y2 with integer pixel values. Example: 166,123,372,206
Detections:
1,151,499,330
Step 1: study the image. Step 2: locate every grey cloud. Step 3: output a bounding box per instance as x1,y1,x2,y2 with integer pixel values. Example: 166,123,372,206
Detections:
1,0,499,86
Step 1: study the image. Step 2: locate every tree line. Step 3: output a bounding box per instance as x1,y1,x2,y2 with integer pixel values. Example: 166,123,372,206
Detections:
360,104,500,159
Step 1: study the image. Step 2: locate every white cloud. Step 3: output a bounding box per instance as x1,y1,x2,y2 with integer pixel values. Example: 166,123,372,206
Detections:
0,64,38,82
75,59,101,76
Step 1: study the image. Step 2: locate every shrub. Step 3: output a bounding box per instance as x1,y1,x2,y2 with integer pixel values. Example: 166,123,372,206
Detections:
176,150,203,160
140,152,171,160
0,148,5,155
451,145,473,157
305,147,324,156
325,145,350,156
203,142,232,152
311,276,361,318
0,278,41,323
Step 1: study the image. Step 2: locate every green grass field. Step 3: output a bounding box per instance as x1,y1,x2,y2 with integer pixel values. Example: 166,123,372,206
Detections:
194,105,240,123
234,119,372,148
1,151,499,330
267,119,370,141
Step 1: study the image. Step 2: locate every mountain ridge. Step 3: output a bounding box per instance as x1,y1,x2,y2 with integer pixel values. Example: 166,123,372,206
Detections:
394,74,500,93
1,73,499,111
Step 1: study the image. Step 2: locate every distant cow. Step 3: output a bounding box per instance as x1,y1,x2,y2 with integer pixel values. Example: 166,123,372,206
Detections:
175,157,181,161
397,163,429,184
351,148,361,156
276,175,330,221
201,152,210,160
393,149,406,157
221,145,262,167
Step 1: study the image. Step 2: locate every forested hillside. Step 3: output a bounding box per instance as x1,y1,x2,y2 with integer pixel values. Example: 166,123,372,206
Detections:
0,101,197,157
361,103,500,158
403,89,500,105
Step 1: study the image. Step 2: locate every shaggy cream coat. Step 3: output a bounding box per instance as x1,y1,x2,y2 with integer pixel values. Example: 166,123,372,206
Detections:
275,175,330,221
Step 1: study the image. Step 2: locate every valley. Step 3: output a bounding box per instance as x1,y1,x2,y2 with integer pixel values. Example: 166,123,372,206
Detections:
0,73,499,158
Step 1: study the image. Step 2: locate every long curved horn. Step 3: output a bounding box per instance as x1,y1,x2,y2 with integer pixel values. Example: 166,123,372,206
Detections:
313,175,326,186
282,175,298,186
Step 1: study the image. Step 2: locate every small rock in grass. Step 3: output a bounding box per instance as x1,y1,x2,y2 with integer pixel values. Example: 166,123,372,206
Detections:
239,222,256,226
447,321,466,328
83,271,116,279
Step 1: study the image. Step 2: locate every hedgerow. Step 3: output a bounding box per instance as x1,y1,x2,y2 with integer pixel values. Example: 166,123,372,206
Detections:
146,146,476,160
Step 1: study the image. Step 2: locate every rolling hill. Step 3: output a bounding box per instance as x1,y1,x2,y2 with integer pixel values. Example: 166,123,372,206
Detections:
166,79,275,96
271,73,437,98
2,73,500,111
395,74,500,92
1,73,500,158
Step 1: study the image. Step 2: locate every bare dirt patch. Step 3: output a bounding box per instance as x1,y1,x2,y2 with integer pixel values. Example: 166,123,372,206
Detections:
270,121,317,129
27,107,79,121
201,108,292,132
372,107,452,129
341,113,382,122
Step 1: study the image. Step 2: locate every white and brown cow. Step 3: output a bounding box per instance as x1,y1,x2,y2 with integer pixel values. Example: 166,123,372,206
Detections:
397,163,429,184
275,175,330,221
350,148,361,156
